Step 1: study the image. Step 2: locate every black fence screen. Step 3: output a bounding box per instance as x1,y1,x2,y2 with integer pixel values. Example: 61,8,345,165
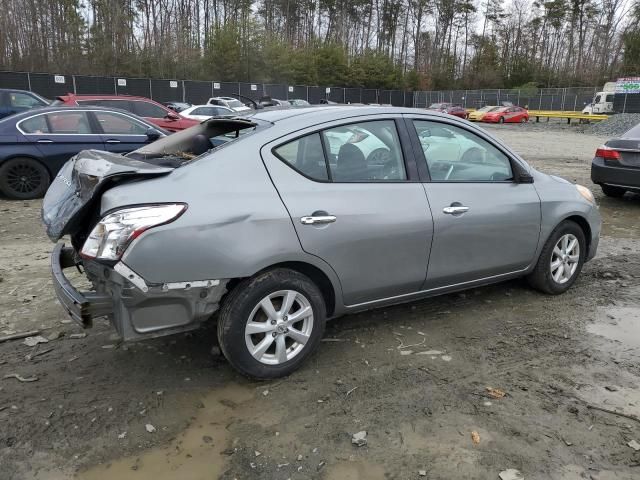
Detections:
2,70,638,112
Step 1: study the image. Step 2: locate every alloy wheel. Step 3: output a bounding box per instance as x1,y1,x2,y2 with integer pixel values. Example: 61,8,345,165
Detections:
550,234,580,284
244,290,314,365
6,162,42,195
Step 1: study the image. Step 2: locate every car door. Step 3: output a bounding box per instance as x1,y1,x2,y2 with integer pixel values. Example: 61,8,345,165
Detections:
18,111,104,171
131,100,180,131
407,117,541,289
92,110,154,153
261,116,433,306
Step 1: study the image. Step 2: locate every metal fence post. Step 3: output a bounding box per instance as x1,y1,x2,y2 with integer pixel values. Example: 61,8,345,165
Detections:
623,94,628,113
72,75,77,94
149,79,153,100
560,88,565,111
182,81,186,102
573,95,577,111
517,89,520,106
26,72,32,91
538,94,542,110
113,78,117,94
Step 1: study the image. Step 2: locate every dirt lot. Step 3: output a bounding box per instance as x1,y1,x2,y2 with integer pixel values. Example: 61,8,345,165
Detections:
1,123,640,480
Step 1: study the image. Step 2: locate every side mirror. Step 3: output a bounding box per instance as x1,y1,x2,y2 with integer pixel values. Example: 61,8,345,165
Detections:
165,112,180,120
145,128,162,141
517,172,534,184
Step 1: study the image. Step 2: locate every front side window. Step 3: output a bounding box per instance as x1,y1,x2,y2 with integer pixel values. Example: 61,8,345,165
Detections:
606,94,614,102
413,120,512,182
10,93,44,108
47,112,92,134
20,115,50,133
273,133,328,181
94,111,148,135
133,101,167,119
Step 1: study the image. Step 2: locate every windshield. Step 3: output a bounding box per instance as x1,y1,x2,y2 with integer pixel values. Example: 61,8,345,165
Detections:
494,107,509,113
227,100,244,108
128,117,267,165
429,103,446,109
479,106,496,112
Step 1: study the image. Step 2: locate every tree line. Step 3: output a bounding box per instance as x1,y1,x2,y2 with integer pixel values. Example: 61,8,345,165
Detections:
0,0,638,91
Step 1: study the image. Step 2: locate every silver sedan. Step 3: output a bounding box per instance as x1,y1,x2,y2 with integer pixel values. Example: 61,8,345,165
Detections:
43,106,601,378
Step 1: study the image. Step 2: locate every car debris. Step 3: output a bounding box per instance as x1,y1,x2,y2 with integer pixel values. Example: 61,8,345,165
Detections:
351,430,367,447
4,373,38,383
499,469,524,480
419,470,427,476
23,335,48,347
416,350,444,355
471,431,481,445
69,333,87,339
145,424,156,433
486,387,506,399
628,439,640,451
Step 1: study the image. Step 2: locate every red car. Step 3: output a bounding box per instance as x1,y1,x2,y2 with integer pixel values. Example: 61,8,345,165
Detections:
482,106,529,124
426,103,469,119
52,94,199,132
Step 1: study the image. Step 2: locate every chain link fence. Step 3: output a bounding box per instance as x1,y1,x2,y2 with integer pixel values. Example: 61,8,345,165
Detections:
2,70,638,112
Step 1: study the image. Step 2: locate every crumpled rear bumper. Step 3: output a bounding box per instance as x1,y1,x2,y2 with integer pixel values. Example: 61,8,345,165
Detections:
50,243,112,327
50,243,229,340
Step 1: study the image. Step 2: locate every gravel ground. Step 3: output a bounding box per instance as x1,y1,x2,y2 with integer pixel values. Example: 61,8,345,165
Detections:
1,123,640,480
584,113,640,137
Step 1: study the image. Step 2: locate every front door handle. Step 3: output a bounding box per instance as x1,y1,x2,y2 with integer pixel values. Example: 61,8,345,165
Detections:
301,214,337,225
443,205,470,215
37,139,53,143
105,139,121,144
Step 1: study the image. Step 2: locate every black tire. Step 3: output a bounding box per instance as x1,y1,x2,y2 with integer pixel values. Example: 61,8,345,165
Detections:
499,116,505,124
520,116,527,123
0,157,50,199
526,220,586,295
217,268,326,379
601,184,626,198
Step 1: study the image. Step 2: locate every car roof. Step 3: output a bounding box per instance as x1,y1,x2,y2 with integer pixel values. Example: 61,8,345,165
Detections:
0,88,37,94
60,93,157,101
0,105,154,125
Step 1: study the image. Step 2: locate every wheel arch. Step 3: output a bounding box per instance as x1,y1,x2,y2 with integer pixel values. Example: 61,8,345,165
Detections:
1,154,52,176
226,261,338,318
563,214,592,256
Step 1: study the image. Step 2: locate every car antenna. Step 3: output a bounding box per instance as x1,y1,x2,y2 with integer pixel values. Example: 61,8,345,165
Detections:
229,93,263,110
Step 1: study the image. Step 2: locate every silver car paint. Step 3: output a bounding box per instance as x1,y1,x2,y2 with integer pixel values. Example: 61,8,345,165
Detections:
95,106,600,330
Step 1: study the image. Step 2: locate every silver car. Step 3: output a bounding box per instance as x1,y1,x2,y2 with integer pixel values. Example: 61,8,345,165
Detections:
43,107,601,378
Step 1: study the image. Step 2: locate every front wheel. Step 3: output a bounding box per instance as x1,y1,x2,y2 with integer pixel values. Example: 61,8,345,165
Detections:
526,220,586,294
217,268,326,378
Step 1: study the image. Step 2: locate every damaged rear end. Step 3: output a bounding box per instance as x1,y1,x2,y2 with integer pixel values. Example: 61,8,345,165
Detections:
43,118,259,340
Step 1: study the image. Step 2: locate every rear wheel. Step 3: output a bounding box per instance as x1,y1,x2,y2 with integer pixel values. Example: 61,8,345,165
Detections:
217,268,326,379
499,116,505,124
0,157,50,199
601,184,626,198
520,116,527,123
527,220,586,294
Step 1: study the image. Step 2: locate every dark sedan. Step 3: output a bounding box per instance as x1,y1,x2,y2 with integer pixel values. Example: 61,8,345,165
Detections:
591,122,640,197
0,106,164,199
0,88,49,119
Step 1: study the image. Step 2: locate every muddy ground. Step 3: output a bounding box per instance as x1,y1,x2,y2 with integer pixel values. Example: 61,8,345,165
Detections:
1,123,640,480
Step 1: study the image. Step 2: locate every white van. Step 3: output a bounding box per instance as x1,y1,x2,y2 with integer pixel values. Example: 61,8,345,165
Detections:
582,82,616,114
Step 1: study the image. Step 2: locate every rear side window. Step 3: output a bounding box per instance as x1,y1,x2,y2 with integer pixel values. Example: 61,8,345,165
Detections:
78,99,133,112
133,101,167,119
47,112,92,134
94,111,148,135
20,115,50,133
274,133,329,181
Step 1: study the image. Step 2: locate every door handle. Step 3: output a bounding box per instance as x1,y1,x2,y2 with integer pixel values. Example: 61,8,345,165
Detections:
37,139,53,143
443,205,470,215
105,139,121,144
301,215,337,225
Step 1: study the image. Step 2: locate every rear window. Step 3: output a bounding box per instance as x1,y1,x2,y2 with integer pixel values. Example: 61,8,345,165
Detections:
20,115,50,133
274,133,329,181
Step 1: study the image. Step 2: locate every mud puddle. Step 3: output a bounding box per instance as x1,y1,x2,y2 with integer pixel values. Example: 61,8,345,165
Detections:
77,384,260,480
588,306,640,352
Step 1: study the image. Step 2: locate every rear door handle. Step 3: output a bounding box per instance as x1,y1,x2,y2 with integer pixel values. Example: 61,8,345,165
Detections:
443,205,470,215
301,215,337,225
105,139,121,144
37,139,53,143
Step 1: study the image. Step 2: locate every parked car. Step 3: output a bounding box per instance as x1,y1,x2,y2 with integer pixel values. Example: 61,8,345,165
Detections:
289,99,310,106
179,104,235,121
207,96,252,113
0,106,164,199
426,103,468,119
0,88,49,119
43,106,600,379
259,97,290,107
482,106,529,123
164,101,192,113
591,121,640,197
52,94,198,132
467,106,499,122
